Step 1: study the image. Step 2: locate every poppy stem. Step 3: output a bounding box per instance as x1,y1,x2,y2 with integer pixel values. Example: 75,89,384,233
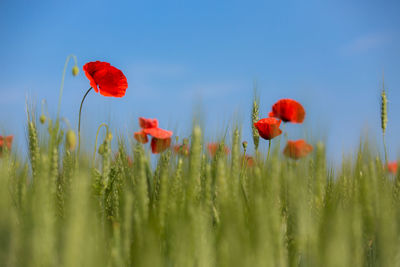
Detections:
58,54,78,118
77,87,93,156
267,140,271,161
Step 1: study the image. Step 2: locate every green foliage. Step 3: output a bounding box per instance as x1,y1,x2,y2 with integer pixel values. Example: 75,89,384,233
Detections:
1,110,400,267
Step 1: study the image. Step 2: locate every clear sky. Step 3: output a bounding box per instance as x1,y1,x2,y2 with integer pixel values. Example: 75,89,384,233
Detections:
0,0,399,162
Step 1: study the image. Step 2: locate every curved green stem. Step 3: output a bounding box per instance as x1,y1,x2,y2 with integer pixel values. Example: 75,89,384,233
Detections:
267,140,271,161
93,123,109,165
58,54,78,118
77,87,93,156
61,117,72,129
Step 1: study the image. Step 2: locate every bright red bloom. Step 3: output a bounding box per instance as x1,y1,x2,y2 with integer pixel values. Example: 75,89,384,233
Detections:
283,139,313,159
387,161,398,175
83,61,128,97
151,137,172,154
139,117,158,129
134,117,173,154
0,135,13,156
134,131,148,144
207,143,230,157
134,117,173,142
143,128,173,139
269,99,305,123
254,118,282,140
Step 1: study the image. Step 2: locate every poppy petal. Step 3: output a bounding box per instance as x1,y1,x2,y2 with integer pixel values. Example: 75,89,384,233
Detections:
207,143,230,157
269,99,305,123
387,161,398,174
83,61,128,97
143,127,173,139
151,137,171,154
139,117,159,129
283,139,313,159
254,118,282,140
134,131,148,144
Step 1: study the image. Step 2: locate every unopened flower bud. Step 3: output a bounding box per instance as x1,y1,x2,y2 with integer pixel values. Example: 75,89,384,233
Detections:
98,144,105,155
66,130,77,151
107,132,113,141
242,141,248,149
40,115,47,124
72,65,79,76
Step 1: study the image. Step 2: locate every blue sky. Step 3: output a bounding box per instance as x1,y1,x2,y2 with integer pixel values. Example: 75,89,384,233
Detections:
0,0,399,162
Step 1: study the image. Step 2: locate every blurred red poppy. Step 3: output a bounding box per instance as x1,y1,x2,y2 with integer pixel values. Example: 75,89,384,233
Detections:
254,118,282,140
134,117,173,153
283,139,313,159
83,61,128,97
241,155,255,167
207,143,230,157
269,99,305,123
134,131,148,144
173,144,190,156
0,135,13,156
387,161,398,175
151,137,172,154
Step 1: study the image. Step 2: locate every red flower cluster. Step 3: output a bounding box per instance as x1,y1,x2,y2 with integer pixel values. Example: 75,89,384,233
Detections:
83,61,128,97
269,99,305,123
134,117,173,154
0,136,13,156
387,161,398,175
283,139,313,159
207,143,230,157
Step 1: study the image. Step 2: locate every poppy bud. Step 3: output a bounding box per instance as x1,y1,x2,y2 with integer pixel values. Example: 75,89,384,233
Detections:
183,138,189,145
242,141,248,149
40,115,47,124
107,132,113,141
66,130,77,151
98,144,105,155
72,65,79,76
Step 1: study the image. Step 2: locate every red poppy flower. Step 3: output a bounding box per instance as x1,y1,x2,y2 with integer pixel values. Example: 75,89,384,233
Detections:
283,139,313,159
83,61,128,97
139,117,158,129
0,135,13,156
269,99,305,123
134,118,173,142
241,155,255,167
207,143,230,157
254,118,282,140
134,117,173,153
151,137,172,154
134,131,148,144
387,161,398,175
173,144,190,156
